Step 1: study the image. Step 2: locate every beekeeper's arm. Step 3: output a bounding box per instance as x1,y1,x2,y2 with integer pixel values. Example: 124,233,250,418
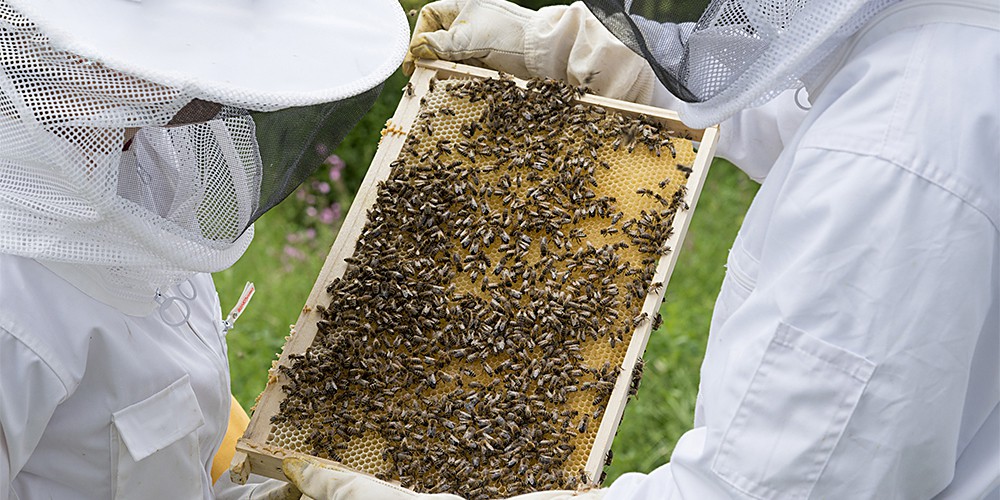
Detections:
0,327,69,500
405,0,806,182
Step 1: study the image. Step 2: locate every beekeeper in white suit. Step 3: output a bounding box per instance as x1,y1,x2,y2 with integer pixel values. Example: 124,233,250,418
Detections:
0,0,409,498
283,0,1000,498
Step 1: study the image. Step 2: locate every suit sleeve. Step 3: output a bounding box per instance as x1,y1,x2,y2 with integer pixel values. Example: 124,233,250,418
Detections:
0,327,68,500
603,149,996,499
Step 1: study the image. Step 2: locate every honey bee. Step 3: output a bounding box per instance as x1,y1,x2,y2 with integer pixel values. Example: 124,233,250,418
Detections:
272,71,697,499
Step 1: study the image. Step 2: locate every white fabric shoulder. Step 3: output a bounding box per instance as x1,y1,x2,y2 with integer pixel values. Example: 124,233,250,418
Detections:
0,326,71,500
810,0,1000,98
38,260,159,316
0,256,93,389
799,21,999,230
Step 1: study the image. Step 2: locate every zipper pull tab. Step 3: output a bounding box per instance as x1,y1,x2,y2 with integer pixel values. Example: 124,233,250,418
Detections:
222,282,255,333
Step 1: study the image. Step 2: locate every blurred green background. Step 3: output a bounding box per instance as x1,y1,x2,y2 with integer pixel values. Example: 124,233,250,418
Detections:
216,0,757,485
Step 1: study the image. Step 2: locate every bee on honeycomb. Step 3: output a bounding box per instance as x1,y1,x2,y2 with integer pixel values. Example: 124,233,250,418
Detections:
270,73,695,499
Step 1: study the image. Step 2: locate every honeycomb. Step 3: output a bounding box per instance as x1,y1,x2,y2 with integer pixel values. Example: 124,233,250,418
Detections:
267,75,696,499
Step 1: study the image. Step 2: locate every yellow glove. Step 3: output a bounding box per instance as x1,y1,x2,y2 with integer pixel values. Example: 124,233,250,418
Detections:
212,395,251,484
403,0,535,77
212,397,301,499
282,456,606,500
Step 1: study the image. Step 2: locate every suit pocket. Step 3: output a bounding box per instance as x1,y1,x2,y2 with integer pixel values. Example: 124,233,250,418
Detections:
712,323,876,500
112,374,206,500
714,235,759,327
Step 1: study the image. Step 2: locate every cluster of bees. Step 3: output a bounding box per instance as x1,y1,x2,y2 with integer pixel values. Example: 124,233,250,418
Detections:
271,74,692,498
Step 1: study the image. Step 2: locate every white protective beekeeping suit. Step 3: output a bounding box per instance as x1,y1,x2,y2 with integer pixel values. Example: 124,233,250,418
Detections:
0,1,408,499
546,0,1000,498
284,0,1000,499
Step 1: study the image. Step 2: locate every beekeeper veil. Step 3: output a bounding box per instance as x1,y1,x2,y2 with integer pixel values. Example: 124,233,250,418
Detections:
0,0,408,308
583,0,900,127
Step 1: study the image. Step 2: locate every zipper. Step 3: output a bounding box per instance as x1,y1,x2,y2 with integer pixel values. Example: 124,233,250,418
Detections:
167,280,231,478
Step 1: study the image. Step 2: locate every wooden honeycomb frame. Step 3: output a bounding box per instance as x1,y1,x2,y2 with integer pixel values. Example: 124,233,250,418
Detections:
232,59,719,489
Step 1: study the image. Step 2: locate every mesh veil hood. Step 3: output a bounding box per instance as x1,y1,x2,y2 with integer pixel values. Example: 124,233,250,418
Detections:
583,0,900,127
0,0,408,307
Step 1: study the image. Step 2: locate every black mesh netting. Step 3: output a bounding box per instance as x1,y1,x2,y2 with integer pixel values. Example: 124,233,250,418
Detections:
583,0,702,102
250,83,384,227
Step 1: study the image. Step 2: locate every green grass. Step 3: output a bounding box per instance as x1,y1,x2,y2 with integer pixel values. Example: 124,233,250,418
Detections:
216,0,755,483
214,204,340,409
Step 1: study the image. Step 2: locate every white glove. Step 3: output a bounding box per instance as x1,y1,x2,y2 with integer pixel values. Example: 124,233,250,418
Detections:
212,471,301,500
404,1,657,105
524,3,658,104
282,457,606,500
404,0,534,78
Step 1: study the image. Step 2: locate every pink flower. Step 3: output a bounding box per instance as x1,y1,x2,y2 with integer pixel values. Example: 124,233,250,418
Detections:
326,155,345,181
304,228,317,240
315,143,330,157
316,182,331,194
305,206,317,217
283,244,305,260
319,207,336,224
